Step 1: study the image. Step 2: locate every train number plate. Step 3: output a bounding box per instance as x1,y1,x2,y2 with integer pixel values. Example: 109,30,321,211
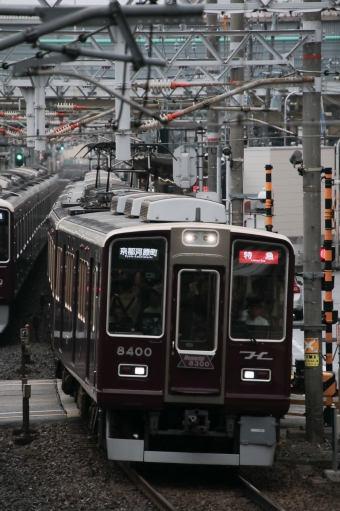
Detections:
178,354,214,369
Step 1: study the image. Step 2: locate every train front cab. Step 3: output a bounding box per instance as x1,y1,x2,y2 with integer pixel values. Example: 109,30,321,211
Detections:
103,226,294,466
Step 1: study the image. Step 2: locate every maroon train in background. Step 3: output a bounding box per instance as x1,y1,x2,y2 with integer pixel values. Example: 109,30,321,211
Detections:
0,166,63,333
48,170,295,466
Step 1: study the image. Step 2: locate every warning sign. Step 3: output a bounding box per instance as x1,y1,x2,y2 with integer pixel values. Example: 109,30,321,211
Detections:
304,338,320,366
304,338,319,354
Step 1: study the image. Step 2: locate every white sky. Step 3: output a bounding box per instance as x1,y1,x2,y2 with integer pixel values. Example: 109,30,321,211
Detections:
0,0,132,6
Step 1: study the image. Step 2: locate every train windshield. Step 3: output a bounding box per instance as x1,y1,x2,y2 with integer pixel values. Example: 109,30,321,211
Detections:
108,237,166,337
230,240,288,342
0,209,9,261
176,269,219,353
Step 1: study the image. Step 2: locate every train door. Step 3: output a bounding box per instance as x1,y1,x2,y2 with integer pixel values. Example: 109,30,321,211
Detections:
54,246,65,352
74,258,89,379
60,250,77,358
167,266,225,398
87,263,100,386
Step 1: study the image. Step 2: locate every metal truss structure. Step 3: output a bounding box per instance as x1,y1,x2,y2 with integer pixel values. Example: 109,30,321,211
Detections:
0,0,339,151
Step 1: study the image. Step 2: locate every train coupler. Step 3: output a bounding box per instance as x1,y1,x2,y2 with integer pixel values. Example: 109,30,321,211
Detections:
183,409,209,433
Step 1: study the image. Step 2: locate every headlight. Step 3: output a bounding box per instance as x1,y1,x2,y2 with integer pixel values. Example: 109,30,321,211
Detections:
184,232,198,243
203,233,217,244
182,230,219,247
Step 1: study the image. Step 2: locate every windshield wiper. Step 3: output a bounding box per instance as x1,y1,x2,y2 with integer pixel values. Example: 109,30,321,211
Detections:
232,315,258,345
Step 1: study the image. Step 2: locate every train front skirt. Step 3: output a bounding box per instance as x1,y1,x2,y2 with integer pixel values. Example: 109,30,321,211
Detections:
106,414,277,466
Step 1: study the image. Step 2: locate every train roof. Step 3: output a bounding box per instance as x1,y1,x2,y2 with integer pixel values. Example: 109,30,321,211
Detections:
50,174,293,249
0,169,58,211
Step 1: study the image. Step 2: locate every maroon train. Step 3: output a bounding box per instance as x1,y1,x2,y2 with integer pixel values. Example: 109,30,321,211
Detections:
0,167,63,333
48,172,295,466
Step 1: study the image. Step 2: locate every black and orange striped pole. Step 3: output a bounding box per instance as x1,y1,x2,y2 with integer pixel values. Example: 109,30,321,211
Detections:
322,167,338,420
265,164,273,232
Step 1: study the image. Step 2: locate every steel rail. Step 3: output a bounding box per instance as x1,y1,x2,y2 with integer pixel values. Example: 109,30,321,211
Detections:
238,475,286,511
117,461,177,511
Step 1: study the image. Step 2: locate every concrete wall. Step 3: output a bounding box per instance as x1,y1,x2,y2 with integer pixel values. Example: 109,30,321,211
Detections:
244,146,335,239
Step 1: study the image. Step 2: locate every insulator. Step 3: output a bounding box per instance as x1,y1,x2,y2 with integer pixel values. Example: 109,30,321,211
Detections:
46,112,67,118
139,116,166,132
0,111,20,117
55,103,75,111
55,103,87,111
47,122,80,136
46,124,70,135
137,80,172,93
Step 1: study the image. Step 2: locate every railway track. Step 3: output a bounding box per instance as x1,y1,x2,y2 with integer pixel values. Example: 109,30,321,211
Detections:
117,461,177,511
118,460,287,511
238,475,286,511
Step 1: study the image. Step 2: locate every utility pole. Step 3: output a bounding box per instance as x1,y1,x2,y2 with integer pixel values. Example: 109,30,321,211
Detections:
206,2,219,195
302,3,324,443
230,0,244,226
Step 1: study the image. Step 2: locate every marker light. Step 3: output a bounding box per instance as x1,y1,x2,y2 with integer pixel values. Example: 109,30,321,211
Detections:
182,229,219,247
241,368,271,382
118,364,148,378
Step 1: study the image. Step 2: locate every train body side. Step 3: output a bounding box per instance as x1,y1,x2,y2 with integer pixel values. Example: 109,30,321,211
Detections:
0,172,64,332
49,209,294,466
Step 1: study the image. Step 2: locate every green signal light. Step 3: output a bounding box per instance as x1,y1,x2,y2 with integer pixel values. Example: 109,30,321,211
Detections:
16,154,23,160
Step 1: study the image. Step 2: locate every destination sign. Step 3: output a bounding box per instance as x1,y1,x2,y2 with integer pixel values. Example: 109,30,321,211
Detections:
119,247,159,260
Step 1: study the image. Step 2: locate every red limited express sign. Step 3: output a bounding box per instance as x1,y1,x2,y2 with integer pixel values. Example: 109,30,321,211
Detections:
239,250,278,264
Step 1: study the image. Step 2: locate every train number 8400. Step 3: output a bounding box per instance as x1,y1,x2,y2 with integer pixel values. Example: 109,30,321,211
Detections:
117,347,152,357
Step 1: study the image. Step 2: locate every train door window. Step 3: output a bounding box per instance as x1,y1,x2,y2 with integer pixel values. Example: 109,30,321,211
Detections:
91,265,99,333
65,252,74,311
19,219,22,256
176,269,219,354
48,235,56,294
92,264,100,375
24,213,27,249
0,209,9,261
108,237,167,337
78,259,88,323
230,240,288,342
55,247,63,302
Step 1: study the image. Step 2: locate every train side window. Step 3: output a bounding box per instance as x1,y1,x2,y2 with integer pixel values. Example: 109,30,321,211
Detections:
230,240,288,342
176,269,219,354
48,235,56,294
78,259,88,323
91,265,99,333
55,247,63,302
65,252,74,311
108,237,167,337
0,209,9,261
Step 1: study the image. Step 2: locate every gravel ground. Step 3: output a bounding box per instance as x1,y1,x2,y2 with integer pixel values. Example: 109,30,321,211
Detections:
1,249,340,510
0,423,157,511
0,247,55,381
